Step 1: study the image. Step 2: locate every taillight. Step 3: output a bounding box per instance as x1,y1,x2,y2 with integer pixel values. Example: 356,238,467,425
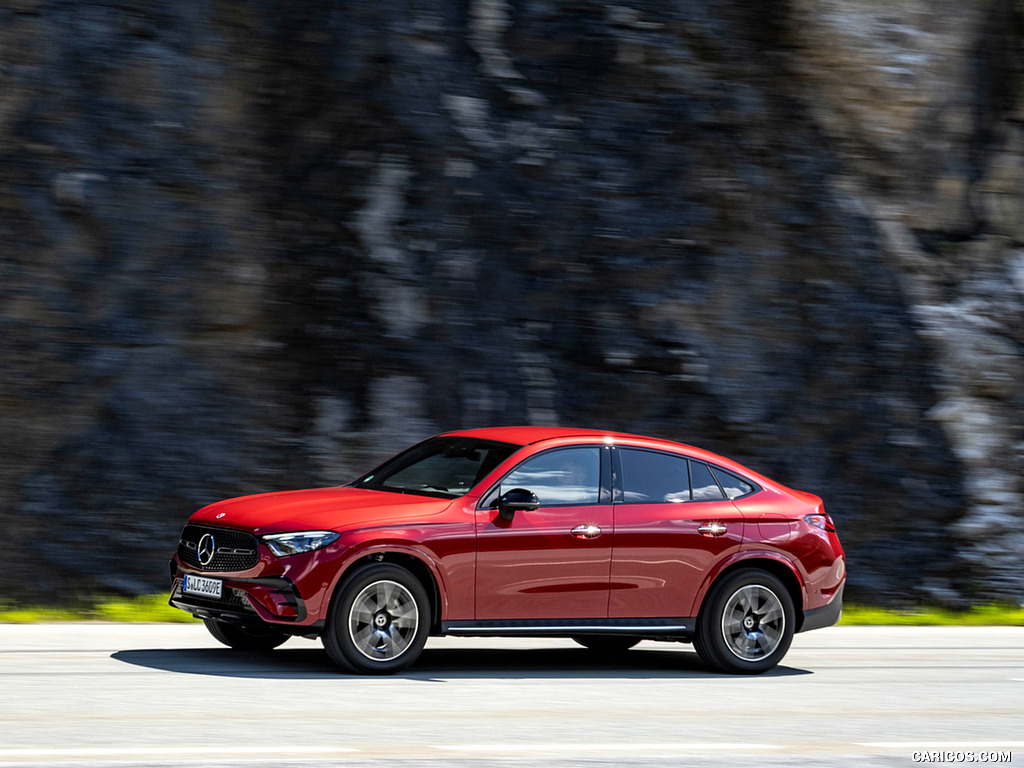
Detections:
804,513,835,532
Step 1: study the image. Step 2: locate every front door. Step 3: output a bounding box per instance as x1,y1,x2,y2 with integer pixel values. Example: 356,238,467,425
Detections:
476,446,613,620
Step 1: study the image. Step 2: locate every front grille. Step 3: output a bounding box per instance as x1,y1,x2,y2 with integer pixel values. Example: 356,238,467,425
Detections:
178,525,259,572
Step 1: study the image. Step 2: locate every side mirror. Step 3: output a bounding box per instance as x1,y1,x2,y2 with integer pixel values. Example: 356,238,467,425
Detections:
497,488,540,521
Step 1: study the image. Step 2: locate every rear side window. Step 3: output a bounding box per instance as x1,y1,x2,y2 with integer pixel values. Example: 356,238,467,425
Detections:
710,466,757,499
619,449,691,503
690,462,726,501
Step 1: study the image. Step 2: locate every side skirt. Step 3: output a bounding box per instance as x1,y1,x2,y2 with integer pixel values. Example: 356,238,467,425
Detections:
441,617,694,640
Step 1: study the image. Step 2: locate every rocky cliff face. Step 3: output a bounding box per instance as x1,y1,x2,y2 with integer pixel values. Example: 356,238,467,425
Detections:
1,0,1021,604
792,0,1024,597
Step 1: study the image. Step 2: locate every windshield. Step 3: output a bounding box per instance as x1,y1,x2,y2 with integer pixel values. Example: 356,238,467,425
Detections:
351,436,522,498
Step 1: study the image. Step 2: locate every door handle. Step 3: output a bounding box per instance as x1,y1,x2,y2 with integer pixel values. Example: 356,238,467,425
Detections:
570,524,602,540
698,521,728,537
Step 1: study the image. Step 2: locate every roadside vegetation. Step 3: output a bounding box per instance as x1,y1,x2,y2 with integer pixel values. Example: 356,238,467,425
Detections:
0,595,198,623
0,598,1022,625
838,603,1024,626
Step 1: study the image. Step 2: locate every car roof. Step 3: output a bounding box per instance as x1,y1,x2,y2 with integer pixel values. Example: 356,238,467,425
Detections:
442,426,711,455
441,426,776,487
443,426,645,445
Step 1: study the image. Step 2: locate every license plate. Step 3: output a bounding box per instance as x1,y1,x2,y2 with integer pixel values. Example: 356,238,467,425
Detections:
183,574,223,599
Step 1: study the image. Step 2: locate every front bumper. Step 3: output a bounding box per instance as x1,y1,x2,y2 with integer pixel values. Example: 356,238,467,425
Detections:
169,565,312,628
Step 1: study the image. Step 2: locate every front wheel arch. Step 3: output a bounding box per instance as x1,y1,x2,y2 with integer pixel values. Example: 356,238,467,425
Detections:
322,561,432,674
319,547,443,632
345,552,442,632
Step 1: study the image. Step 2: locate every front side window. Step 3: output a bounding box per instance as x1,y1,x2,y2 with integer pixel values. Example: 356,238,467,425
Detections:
619,448,691,503
499,447,601,506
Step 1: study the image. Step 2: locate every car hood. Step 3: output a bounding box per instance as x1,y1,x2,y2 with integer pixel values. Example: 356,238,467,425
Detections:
188,487,455,535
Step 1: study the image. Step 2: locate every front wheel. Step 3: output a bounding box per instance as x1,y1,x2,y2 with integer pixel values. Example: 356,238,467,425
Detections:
694,569,795,674
203,618,290,651
323,563,430,675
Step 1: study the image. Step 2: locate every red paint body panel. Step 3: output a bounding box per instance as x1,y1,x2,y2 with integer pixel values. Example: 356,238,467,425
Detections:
190,487,454,535
609,501,746,618
169,427,846,644
731,486,846,614
475,503,614,619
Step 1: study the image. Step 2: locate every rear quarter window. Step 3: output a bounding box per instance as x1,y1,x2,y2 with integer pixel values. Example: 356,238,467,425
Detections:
710,466,758,500
690,462,726,501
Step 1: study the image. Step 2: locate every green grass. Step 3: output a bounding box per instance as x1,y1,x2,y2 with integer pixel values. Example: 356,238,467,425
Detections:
839,603,1024,626
0,595,199,624
1,597,1022,626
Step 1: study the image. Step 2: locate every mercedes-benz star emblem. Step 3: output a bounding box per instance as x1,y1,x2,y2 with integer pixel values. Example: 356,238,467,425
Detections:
197,533,216,566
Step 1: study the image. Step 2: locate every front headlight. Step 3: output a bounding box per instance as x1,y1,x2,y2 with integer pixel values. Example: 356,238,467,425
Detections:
261,531,340,557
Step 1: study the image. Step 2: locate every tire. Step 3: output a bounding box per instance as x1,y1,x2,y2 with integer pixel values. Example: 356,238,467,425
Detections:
693,568,795,675
571,635,641,653
323,563,430,675
203,618,290,651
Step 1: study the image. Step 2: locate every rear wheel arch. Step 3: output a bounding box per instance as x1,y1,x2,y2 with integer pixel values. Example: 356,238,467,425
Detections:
697,557,804,629
693,566,796,674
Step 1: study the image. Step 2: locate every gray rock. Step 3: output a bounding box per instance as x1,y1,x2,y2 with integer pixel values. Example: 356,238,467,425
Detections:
2,0,1023,605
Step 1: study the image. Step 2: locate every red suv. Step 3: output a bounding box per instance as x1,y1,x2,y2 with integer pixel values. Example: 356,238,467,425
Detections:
169,427,845,674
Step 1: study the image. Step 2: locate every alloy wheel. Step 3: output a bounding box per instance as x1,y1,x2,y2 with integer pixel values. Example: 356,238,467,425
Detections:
720,584,786,661
347,579,420,661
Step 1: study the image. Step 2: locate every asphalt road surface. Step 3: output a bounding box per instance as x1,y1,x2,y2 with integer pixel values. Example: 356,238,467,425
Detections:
0,624,1021,768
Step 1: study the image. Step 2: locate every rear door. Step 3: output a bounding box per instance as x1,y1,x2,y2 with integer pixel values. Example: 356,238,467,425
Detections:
608,448,747,618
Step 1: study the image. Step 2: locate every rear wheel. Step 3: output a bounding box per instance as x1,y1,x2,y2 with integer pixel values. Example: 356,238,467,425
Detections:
694,569,794,674
203,618,290,651
571,635,641,653
323,563,430,675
